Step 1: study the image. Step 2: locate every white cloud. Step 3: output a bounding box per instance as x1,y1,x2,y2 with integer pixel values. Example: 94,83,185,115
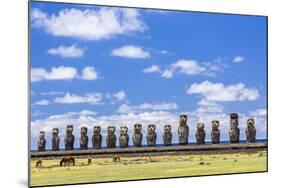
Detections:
161,69,173,78
117,102,178,113
31,66,99,82
233,56,245,63
187,80,259,102
113,90,126,101
144,58,227,79
143,65,160,73
81,66,98,80
54,92,102,105
47,44,84,58
31,8,146,40
35,99,50,105
249,108,267,117
111,45,150,59
31,66,77,82
40,91,66,96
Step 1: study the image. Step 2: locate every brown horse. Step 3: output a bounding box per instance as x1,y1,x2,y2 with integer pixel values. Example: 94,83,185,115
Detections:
35,160,42,168
60,156,75,167
113,156,120,162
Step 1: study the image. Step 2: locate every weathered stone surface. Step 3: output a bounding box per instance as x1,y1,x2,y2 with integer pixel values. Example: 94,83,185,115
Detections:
64,125,75,150
92,126,102,149
147,124,157,147
229,113,240,143
246,118,256,142
38,131,46,151
80,127,88,149
106,126,116,148
196,123,206,145
133,124,142,147
178,114,189,145
211,120,220,144
119,126,129,148
52,128,60,151
163,124,172,146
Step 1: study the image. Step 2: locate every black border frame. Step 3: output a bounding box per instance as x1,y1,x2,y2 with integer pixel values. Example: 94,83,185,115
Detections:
28,0,268,187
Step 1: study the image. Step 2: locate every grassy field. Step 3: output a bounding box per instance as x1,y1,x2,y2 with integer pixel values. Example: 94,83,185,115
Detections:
30,150,267,187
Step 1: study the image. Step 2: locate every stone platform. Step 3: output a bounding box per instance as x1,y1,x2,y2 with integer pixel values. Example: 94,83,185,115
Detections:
30,142,267,159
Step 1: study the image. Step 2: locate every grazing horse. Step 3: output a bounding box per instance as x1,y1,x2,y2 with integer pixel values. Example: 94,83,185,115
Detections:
60,156,75,167
112,156,120,162
35,160,42,168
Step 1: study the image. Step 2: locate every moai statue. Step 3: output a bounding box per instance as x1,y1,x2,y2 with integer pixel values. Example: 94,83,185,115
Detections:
64,125,75,150
246,118,256,142
229,113,240,143
178,114,189,145
132,124,143,147
38,131,46,151
52,128,60,151
92,126,102,149
106,126,116,148
196,122,206,145
163,124,172,146
147,124,157,147
119,126,129,148
211,120,220,144
80,127,88,149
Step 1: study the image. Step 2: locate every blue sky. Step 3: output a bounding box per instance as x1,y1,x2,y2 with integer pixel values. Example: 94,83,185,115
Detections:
30,1,267,150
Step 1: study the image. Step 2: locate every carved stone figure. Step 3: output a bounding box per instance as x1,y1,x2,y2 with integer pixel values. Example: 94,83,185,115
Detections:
38,131,46,151
196,122,206,145
119,126,129,148
211,120,220,144
246,118,256,142
178,114,189,145
80,127,88,149
52,128,60,151
106,126,116,148
92,126,102,149
133,124,142,147
147,124,157,147
229,113,240,143
163,124,172,146
64,125,75,150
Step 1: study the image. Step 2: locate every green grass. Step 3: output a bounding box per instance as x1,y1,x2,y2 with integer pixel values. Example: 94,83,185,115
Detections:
30,151,267,187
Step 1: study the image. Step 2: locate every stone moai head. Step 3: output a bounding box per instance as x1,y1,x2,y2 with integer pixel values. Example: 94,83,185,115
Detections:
164,124,171,133
120,126,128,135
107,126,116,135
211,120,220,130
230,113,239,129
66,125,74,135
247,118,255,128
147,124,156,133
197,122,205,130
81,127,88,135
179,114,187,126
93,126,101,134
39,131,45,139
52,128,59,136
134,124,142,134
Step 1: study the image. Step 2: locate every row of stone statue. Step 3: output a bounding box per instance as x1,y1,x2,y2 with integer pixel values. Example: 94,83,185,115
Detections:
37,113,257,151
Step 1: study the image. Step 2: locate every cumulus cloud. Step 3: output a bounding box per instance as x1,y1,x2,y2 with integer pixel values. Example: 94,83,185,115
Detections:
31,8,146,40
113,90,126,101
47,44,84,58
31,66,98,82
144,58,227,79
81,66,98,80
117,102,178,113
187,80,259,102
143,65,160,73
111,45,150,59
233,56,245,63
31,66,77,82
35,99,50,105
54,92,102,105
